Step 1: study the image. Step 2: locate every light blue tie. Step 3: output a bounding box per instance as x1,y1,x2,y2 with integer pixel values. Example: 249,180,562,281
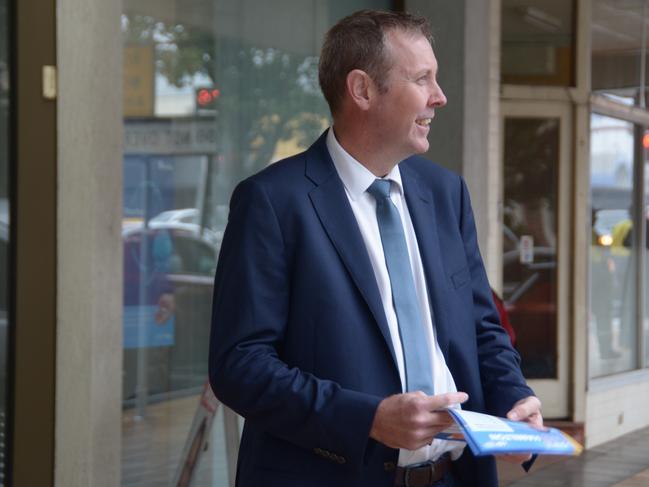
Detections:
367,179,434,395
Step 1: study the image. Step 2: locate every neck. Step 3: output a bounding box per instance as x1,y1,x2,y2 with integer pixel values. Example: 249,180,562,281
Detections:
331,121,400,177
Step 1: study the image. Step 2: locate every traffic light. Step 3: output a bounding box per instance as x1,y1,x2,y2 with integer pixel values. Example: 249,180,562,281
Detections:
195,87,220,111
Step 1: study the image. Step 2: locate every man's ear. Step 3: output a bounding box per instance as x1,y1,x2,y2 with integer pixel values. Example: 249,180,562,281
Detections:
346,69,374,111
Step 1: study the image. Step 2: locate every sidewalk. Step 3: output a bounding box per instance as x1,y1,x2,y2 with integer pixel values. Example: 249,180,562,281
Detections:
498,425,649,486
123,394,649,487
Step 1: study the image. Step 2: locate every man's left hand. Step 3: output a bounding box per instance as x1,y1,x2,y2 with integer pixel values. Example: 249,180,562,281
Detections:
499,396,543,464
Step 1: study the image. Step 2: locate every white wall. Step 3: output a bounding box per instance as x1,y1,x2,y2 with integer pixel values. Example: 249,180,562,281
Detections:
586,376,649,448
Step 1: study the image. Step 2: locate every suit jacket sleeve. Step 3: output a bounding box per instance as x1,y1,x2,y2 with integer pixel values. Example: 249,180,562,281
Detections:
209,177,381,469
457,177,535,417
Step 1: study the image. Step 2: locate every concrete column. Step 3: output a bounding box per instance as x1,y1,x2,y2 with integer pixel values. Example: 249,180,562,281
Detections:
405,0,502,286
56,0,123,485
463,0,502,288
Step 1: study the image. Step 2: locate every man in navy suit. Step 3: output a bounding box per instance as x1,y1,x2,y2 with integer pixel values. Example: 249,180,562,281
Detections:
209,10,542,487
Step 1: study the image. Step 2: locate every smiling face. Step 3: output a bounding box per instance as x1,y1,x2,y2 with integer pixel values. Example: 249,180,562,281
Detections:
368,29,447,162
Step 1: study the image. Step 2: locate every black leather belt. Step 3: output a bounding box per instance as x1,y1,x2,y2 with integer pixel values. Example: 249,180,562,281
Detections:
394,456,452,487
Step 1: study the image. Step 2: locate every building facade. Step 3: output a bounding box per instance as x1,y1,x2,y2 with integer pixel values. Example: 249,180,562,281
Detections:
3,0,649,485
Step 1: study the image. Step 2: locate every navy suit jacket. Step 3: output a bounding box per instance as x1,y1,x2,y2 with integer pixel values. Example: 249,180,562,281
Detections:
209,131,534,487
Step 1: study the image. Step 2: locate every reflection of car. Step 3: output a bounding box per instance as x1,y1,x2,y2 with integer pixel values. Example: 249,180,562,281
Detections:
150,208,199,225
148,208,225,249
122,220,218,403
122,221,220,288
502,240,557,379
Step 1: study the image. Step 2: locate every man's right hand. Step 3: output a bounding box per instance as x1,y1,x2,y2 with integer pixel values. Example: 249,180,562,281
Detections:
369,391,469,450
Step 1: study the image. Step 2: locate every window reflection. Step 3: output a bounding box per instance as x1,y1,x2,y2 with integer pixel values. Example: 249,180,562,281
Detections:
502,117,559,379
501,0,575,86
120,1,390,485
589,114,637,377
592,0,649,105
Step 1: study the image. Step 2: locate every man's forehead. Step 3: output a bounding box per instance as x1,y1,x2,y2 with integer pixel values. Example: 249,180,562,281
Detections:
384,29,438,72
385,28,432,49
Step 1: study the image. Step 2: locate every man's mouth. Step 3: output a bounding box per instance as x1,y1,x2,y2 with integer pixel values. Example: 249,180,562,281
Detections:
415,118,432,127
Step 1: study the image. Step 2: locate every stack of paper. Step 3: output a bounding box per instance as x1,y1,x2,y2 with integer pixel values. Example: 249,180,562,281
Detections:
436,408,583,457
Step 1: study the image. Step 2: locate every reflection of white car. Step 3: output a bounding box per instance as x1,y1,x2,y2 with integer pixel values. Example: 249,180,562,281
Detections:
150,208,200,225
148,208,225,249
123,219,223,252
122,220,220,304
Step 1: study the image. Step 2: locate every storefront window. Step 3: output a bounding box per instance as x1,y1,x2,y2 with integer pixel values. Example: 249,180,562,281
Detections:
0,0,10,483
589,114,638,378
120,1,390,484
592,0,649,105
501,0,575,86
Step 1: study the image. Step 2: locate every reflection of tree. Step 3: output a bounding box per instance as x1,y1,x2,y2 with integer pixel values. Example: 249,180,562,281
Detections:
122,14,329,183
504,118,558,247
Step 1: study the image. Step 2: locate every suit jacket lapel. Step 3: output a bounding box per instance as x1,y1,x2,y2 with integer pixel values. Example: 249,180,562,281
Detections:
305,134,399,370
401,165,451,356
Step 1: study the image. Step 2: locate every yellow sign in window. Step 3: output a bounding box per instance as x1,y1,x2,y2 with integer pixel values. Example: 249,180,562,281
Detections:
124,45,154,118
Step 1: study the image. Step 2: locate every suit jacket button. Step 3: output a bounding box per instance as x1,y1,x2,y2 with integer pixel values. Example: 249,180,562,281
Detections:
384,461,396,472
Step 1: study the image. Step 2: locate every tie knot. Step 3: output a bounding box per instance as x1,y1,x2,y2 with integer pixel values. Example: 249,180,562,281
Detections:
367,179,392,201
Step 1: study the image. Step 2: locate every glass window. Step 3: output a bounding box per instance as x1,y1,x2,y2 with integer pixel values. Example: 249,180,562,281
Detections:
0,0,9,483
501,0,576,86
592,0,649,105
120,1,391,485
589,113,638,378
502,117,560,379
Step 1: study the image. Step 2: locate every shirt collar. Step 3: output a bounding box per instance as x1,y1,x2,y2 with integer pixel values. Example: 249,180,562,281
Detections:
326,127,403,201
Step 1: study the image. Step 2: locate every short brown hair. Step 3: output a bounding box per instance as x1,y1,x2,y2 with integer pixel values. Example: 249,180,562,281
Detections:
318,10,432,115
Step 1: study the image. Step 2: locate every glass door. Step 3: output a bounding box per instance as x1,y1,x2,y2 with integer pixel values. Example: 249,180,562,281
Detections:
501,100,571,418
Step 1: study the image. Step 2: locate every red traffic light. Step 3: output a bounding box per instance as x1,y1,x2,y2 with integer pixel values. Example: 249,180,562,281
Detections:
196,88,221,107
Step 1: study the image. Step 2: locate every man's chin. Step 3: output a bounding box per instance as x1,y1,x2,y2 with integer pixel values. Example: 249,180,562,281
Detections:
413,140,430,154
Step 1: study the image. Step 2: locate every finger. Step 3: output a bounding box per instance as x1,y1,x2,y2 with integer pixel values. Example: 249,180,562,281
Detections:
507,396,541,421
424,391,469,410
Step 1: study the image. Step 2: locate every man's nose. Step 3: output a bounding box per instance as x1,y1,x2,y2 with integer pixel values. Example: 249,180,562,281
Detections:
429,84,447,108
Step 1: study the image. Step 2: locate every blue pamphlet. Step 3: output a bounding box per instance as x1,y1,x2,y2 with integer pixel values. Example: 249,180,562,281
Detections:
436,408,583,457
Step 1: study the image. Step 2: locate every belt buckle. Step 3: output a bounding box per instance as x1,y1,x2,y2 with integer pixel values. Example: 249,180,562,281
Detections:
404,460,435,487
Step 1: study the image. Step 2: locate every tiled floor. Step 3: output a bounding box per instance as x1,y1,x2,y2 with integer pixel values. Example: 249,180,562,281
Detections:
499,426,649,486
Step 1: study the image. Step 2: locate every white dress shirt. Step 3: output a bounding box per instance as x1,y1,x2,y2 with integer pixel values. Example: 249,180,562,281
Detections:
326,128,465,465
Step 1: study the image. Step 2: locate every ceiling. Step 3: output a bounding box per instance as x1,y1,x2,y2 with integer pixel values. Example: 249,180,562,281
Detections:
593,0,649,53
